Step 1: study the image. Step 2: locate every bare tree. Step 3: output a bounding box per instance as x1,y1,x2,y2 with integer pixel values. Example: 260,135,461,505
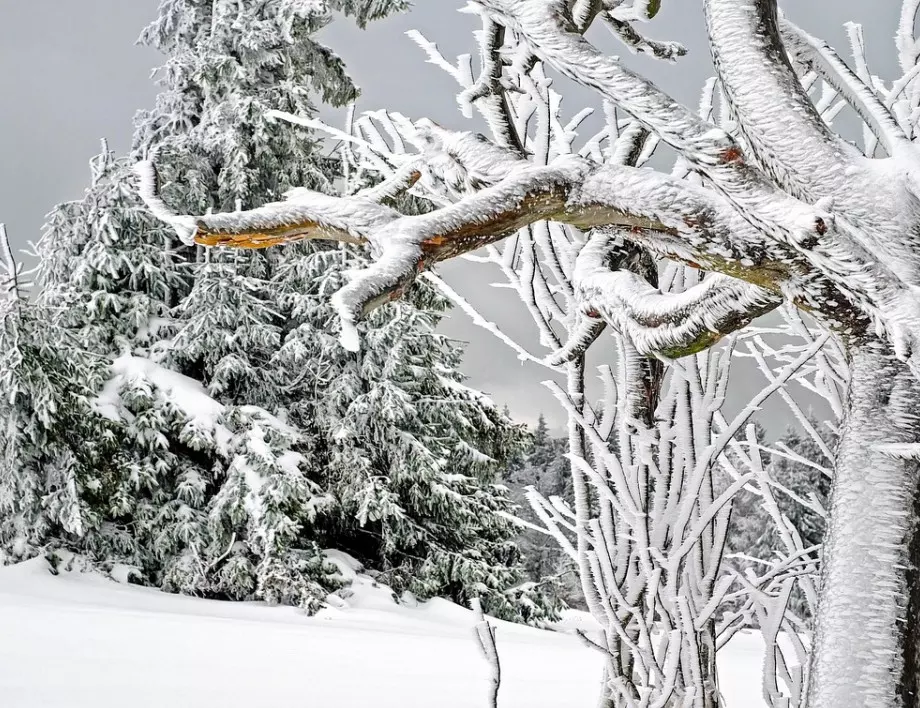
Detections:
136,1,920,705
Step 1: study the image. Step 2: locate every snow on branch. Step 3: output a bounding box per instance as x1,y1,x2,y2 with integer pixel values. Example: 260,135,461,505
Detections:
607,0,665,22
570,0,603,32
476,0,847,220
471,598,502,708
603,15,686,62
137,12,920,369
0,224,21,303
456,14,526,154
573,231,781,358
898,0,920,75
134,159,399,248
547,315,607,366
139,137,827,351
703,0,860,200
477,0,739,167
471,1,919,324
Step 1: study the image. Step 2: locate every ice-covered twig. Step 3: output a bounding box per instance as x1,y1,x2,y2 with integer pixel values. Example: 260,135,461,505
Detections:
780,18,909,158
872,442,920,460
603,15,687,62
0,224,21,303
420,272,558,370
546,315,607,366
480,0,851,228
898,0,920,75
471,598,501,708
268,109,405,164
355,162,423,202
457,14,526,154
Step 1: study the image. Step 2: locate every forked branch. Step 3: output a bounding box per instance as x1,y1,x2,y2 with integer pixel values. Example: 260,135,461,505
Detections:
574,231,781,358
703,0,860,200
137,152,826,351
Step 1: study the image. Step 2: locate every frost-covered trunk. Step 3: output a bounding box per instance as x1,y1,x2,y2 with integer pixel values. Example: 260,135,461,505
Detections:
809,342,920,708
701,626,719,707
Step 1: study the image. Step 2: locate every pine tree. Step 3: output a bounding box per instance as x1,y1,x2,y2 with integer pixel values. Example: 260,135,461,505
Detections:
133,0,552,620
38,144,188,358
724,420,832,621
0,227,125,565
21,0,400,607
726,423,831,564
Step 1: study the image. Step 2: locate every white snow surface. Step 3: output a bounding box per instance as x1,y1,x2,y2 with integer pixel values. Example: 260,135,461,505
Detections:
0,556,770,707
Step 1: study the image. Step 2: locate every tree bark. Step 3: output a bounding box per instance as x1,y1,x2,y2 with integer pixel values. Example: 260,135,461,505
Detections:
808,340,920,708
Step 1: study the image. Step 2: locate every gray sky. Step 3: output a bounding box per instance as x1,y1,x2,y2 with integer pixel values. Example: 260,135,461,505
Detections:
0,1,903,430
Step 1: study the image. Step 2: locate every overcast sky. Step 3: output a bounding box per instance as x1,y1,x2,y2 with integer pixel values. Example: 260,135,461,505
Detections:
0,1,903,430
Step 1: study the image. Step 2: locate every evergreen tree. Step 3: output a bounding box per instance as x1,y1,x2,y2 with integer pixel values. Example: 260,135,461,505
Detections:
273,252,554,622
17,0,551,621
501,414,581,607
38,144,187,358
726,423,831,563
724,421,832,621
19,0,392,606
0,227,125,564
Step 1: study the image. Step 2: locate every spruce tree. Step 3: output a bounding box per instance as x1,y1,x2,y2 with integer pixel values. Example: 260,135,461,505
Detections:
38,143,187,358
20,0,551,620
723,421,832,621
501,415,581,607
0,227,125,564
726,423,831,564
273,251,553,622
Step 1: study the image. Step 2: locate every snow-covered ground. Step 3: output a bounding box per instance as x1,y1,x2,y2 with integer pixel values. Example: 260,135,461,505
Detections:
0,556,768,707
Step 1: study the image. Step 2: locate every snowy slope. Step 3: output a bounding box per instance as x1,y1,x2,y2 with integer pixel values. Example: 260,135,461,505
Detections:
0,557,768,707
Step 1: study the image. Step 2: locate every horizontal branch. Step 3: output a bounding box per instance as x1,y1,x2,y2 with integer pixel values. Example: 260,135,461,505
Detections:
476,0,851,261
137,152,835,351
471,0,920,362
133,160,398,248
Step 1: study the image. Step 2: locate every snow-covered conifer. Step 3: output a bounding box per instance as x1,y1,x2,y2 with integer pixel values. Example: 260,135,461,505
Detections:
0,226,123,564
28,0,548,621
38,144,187,357
728,422,831,567
145,0,918,699
502,415,579,604
272,249,553,622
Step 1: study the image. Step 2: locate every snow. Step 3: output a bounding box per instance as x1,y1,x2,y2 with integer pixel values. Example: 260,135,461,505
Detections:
134,157,399,248
94,354,233,453
120,1,920,703
95,354,224,425
0,557,770,708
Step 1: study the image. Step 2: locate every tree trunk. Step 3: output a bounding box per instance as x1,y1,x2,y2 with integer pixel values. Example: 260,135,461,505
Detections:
699,623,720,707
807,341,920,708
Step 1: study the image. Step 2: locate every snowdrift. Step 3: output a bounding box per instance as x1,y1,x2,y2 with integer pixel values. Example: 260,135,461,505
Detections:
0,554,767,707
